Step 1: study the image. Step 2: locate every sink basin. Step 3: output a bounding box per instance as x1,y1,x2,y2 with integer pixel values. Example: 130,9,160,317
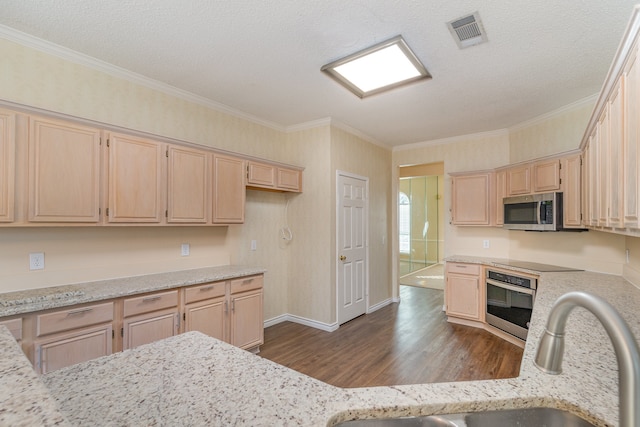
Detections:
333,407,597,426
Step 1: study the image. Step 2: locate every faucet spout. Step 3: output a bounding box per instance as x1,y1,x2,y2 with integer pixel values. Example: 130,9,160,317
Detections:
534,291,640,427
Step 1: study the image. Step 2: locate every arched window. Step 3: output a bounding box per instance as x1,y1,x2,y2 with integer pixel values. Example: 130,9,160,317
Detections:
399,192,410,254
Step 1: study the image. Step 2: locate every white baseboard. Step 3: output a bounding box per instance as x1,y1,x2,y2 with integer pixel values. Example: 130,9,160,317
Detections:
264,313,338,332
367,297,396,313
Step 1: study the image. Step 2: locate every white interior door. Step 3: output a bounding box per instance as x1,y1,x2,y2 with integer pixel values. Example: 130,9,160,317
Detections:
337,172,368,325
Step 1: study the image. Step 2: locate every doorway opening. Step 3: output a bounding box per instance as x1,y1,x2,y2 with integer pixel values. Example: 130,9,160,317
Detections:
398,162,444,288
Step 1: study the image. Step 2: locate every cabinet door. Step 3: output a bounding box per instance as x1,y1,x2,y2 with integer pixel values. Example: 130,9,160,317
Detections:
598,108,610,226
609,79,624,227
247,161,275,187
446,272,480,321
451,173,492,225
624,44,640,228
506,165,531,195
587,129,600,226
562,155,583,228
34,324,112,374
495,170,507,226
230,289,263,350
122,308,179,350
0,110,15,223
277,168,302,192
107,133,164,223
212,154,245,224
532,159,560,193
28,116,101,222
184,296,227,342
167,145,209,223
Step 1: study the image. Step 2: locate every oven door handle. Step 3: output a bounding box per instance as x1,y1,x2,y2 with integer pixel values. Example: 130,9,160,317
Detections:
487,278,536,296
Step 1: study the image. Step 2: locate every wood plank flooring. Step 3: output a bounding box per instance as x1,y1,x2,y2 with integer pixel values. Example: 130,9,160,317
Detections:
259,285,524,388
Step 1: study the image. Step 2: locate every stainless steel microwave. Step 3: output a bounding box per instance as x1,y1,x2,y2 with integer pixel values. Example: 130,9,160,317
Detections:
503,192,563,231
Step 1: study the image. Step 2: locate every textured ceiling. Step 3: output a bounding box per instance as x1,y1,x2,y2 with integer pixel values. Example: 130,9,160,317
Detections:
1,1,638,147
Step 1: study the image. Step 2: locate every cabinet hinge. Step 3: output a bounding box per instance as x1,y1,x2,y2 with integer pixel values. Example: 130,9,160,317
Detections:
106,138,110,148
106,208,109,217
165,210,168,218
166,149,169,158
112,329,115,339
246,165,249,179
183,313,186,321
121,327,123,337
559,178,562,185
99,207,101,216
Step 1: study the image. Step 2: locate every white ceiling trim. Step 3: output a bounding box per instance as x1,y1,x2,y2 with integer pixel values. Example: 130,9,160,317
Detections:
393,128,509,153
0,24,286,133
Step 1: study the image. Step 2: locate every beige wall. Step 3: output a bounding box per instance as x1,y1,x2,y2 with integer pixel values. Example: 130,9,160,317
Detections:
508,99,595,163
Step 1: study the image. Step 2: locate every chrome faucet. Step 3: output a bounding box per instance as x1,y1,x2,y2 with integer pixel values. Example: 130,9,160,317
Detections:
534,291,640,427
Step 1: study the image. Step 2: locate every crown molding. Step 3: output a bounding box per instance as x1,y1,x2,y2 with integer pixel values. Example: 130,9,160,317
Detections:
393,128,509,152
0,25,286,133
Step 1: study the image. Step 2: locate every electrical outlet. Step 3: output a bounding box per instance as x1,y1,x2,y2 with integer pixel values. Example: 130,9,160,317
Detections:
483,240,490,249
29,252,45,270
251,240,257,251
181,243,190,257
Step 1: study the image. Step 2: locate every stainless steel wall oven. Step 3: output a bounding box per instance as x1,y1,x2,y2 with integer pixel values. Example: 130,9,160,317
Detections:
485,269,536,341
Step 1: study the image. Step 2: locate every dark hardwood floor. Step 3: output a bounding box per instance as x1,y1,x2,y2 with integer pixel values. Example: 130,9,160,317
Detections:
259,285,523,388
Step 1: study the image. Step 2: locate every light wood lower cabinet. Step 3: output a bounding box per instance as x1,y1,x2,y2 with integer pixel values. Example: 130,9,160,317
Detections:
2,274,264,373
183,275,264,350
32,302,114,374
35,324,113,374
183,281,228,342
122,290,179,350
445,262,483,322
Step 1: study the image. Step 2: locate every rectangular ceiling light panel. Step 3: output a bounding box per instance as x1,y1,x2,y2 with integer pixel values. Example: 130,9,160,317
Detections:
321,36,431,98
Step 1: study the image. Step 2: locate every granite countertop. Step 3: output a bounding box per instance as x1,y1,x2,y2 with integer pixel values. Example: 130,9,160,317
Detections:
2,259,638,426
0,265,266,317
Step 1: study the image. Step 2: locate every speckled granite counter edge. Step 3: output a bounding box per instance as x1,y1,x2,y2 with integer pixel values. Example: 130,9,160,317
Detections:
0,265,266,317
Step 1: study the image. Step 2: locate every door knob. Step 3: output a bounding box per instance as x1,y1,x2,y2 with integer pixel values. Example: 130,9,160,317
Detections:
339,255,346,261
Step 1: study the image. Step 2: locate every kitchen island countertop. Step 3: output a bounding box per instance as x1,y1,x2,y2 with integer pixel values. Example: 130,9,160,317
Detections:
3,259,640,426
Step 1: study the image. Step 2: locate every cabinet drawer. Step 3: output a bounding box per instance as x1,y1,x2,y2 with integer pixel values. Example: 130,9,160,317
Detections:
0,318,22,341
123,290,178,317
184,281,226,304
446,263,481,276
37,302,114,337
230,275,263,294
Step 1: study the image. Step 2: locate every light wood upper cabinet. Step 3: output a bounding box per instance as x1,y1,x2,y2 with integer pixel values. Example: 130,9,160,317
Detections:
506,164,531,196
107,133,165,223
0,110,15,223
586,129,600,227
608,78,625,228
247,161,275,187
213,154,245,224
532,159,561,193
167,145,209,224
451,172,494,226
28,116,101,223
495,170,507,226
597,107,610,226
246,160,302,192
624,42,640,228
562,154,583,228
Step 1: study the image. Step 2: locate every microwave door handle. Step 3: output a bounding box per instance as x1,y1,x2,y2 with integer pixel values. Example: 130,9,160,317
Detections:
537,201,543,224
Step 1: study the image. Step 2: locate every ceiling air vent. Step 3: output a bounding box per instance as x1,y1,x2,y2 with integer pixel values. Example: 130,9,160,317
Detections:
447,12,488,49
